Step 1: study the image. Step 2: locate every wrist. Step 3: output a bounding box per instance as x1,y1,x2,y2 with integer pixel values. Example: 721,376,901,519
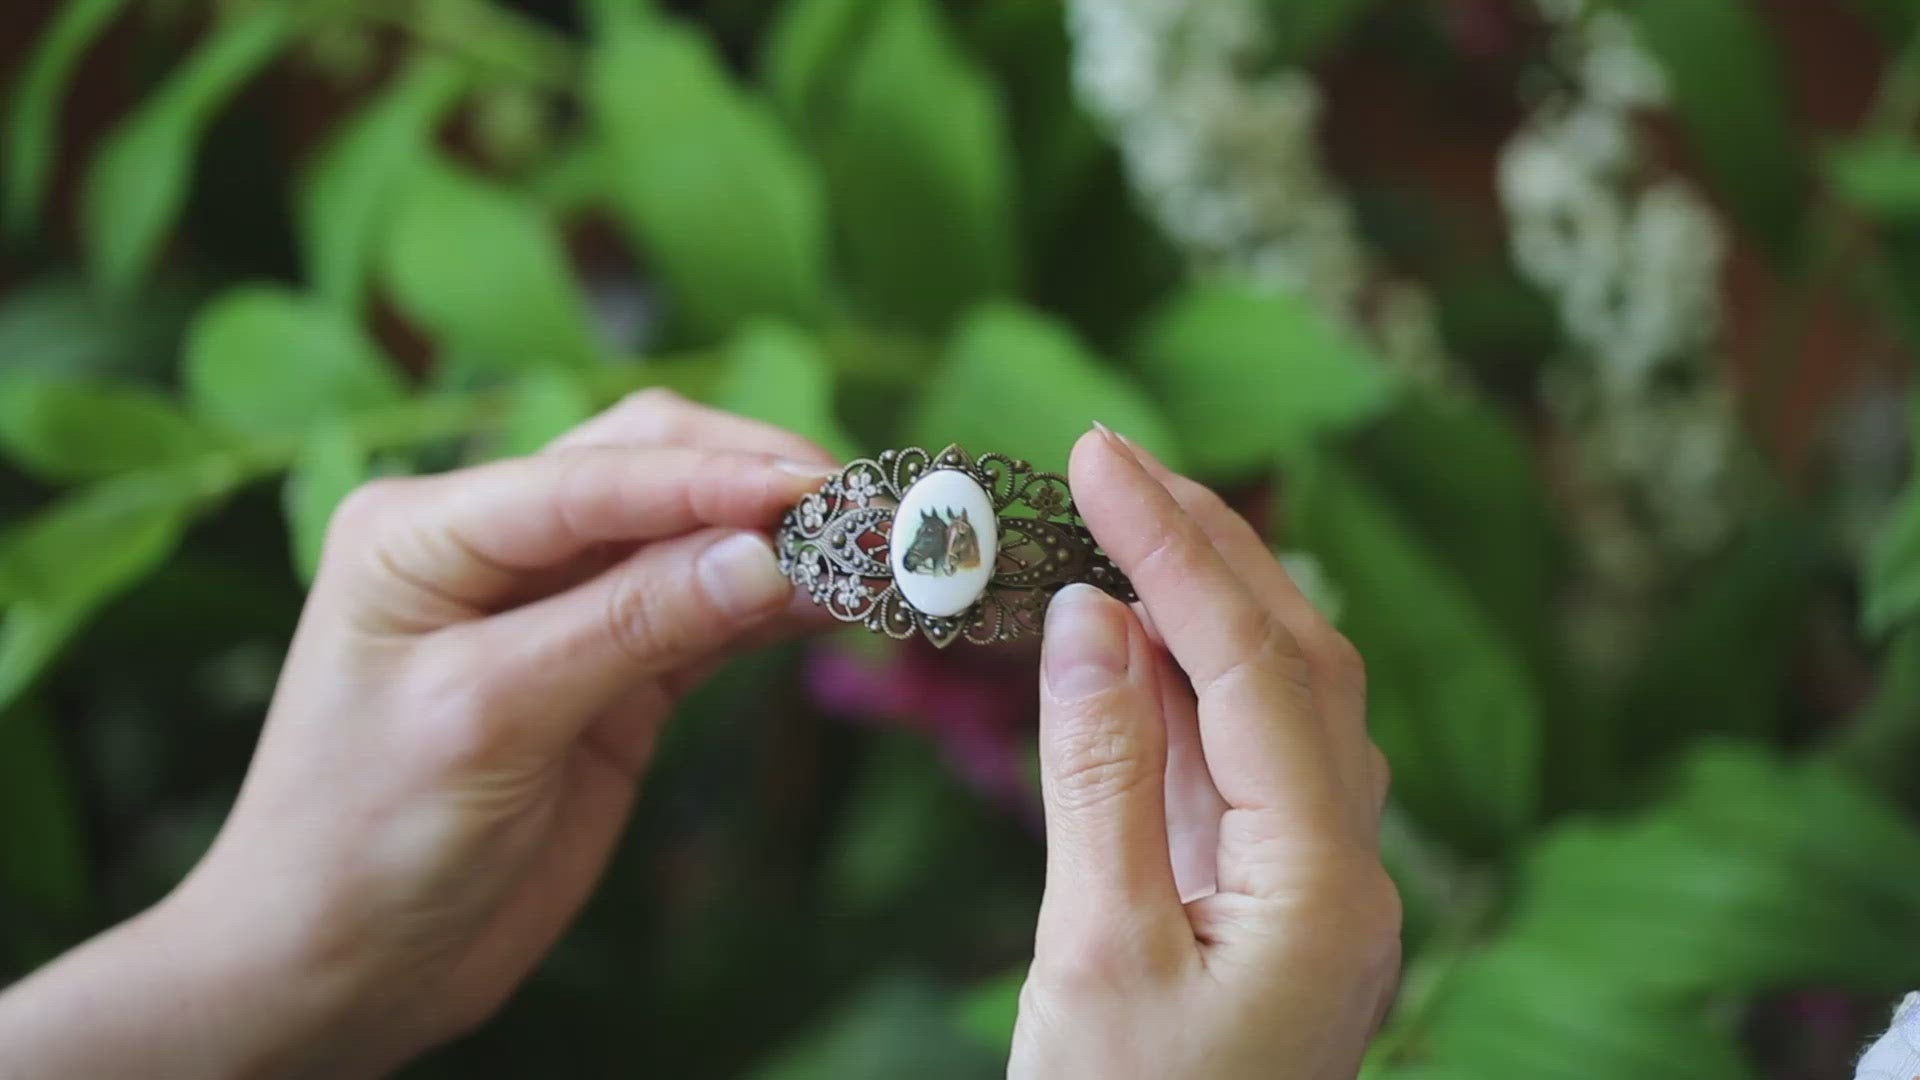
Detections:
137,883,356,1077
0,877,378,1079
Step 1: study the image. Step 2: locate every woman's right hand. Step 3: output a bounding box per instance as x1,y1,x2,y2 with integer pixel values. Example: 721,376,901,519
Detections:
1010,427,1401,1079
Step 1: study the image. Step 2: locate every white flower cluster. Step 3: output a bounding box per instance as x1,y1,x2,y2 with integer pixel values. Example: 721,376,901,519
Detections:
1064,0,1449,381
1067,0,1353,315
1499,0,1750,670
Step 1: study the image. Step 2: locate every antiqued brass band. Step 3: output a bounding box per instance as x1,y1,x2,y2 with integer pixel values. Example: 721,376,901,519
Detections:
774,443,1135,648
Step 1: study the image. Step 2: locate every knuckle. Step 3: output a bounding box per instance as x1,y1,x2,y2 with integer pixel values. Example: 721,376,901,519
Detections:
1213,601,1276,660
1033,936,1130,995
1033,927,1170,995
1132,526,1196,585
319,478,428,581
603,565,696,667
1308,852,1403,942
548,449,619,542
1313,628,1367,691
1347,863,1404,947
1048,711,1151,811
403,668,514,775
622,385,687,415
618,386,694,438
1207,615,1314,701
327,477,406,541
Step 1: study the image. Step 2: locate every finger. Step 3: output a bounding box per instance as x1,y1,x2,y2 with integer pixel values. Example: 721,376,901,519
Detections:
548,387,837,467
324,446,828,621
449,528,795,749
1157,650,1226,903
1113,433,1374,830
1368,742,1391,823
1069,428,1347,887
1035,584,1190,956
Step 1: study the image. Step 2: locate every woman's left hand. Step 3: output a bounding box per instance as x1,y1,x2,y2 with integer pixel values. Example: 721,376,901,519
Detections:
0,391,836,1078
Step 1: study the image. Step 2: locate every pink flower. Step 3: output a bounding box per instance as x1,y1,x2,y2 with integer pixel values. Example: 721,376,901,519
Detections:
806,639,1043,826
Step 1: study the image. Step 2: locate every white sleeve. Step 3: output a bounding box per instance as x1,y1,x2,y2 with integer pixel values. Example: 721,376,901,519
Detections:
1856,993,1920,1080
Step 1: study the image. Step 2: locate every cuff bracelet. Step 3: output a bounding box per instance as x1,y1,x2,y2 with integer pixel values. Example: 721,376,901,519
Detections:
774,444,1134,647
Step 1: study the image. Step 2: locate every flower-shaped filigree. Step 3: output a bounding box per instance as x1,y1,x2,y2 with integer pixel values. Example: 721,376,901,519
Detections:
844,470,881,506
833,577,871,609
796,548,826,584
775,444,1134,646
798,494,828,531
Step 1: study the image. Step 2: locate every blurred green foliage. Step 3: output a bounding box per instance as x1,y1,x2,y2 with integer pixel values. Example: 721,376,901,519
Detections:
3,0,1920,1076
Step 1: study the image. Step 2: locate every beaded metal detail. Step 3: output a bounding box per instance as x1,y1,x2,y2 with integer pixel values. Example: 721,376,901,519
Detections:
774,443,1135,647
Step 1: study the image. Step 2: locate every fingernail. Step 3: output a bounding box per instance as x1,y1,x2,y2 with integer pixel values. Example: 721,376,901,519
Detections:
1044,583,1130,701
697,533,791,618
775,459,840,480
1092,420,1142,461
1111,430,1166,471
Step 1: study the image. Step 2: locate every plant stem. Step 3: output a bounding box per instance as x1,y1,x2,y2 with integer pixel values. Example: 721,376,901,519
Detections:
218,356,720,491
223,388,511,485
352,0,580,95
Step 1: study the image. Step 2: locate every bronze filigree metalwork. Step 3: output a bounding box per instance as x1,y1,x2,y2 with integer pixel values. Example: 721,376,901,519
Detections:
774,443,1135,647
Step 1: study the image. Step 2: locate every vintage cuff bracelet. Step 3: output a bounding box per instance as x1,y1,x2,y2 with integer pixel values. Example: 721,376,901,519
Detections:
775,444,1135,647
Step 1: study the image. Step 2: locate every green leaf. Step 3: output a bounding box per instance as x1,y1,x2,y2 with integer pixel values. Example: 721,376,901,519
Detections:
496,370,596,458
763,0,875,127
1388,747,1920,1079
1613,515,1815,773
183,286,404,438
1333,393,1580,803
1829,139,1920,222
1262,0,1383,64
1831,626,1920,798
1134,283,1394,476
1844,0,1920,36
588,18,827,338
580,0,656,35
299,54,467,309
283,424,367,586
0,470,209,713
380,164,602,374
79,5,292,293
0,273,196,383
1867,471,1920,637
823,735,980,912
909,303,1176,475
751,976,999,1080
3,0,134,238
953,968,1023,1058
1412,950,1752,1080
819,0,1017,332
0,702,88,917
1289,451,1540,852
0,376,216,481
1614,0,1802,257
715,320,856,460
1342,393,1559,654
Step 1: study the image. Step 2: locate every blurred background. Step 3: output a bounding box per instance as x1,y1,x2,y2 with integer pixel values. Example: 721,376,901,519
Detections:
5,0,1920,1075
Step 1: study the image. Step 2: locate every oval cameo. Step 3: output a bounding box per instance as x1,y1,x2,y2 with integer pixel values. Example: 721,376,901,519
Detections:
889,468,999,617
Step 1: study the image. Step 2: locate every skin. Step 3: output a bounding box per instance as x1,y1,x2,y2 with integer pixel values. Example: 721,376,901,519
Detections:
1010,428,1401,1079
0,402,1398,1079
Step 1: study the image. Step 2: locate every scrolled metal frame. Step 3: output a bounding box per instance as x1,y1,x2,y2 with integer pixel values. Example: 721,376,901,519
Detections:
775,443,1135,647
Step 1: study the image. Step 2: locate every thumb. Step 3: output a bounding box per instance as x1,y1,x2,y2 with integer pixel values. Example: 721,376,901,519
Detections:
1034,585,1186,951
448,527,795,760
